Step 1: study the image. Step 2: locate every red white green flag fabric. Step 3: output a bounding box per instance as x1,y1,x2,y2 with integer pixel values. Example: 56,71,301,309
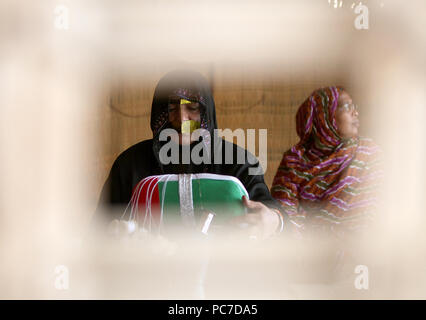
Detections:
122,173,249,232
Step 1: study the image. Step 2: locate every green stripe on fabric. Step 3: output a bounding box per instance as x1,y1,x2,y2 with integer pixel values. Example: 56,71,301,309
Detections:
312,126,334,151
271,185,297,198
316,180,330,190
318,90,340,140
313,209,374,223
157,177,248,224
344,184,378,195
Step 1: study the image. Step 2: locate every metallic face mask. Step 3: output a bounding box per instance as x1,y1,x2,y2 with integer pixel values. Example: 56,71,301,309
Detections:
179,99,200,134
181,120,200,134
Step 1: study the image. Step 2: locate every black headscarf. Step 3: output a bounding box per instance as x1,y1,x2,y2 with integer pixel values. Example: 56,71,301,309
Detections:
150,70,217,174
150,70,217,137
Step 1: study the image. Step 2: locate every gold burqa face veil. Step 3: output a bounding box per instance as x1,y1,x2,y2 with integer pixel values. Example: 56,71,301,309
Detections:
181,120,200,134
180,99,200,134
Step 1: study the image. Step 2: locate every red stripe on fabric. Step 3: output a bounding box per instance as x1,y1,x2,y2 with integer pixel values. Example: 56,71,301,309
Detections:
134,177,156,226
136,177,160,231
150,179,161,229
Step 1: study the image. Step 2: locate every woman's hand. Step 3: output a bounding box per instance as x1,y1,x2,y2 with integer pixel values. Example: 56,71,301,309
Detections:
230,196,281,239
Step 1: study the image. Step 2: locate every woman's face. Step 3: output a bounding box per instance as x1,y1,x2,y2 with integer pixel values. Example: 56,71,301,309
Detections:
335,90,359,139
168,96,201,144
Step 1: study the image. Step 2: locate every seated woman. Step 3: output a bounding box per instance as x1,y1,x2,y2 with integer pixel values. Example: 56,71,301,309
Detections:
94,70,285,238
271,86,382,238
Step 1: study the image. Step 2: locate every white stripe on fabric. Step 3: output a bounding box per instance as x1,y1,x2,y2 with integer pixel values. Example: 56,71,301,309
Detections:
179,173,196,227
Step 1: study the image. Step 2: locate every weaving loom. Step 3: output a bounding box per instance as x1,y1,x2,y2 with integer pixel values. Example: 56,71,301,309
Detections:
122,173,249,234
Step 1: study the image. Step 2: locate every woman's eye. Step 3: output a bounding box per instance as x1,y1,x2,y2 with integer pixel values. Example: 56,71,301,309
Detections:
187,104,200,111
169,98,180,105
339,104,350,112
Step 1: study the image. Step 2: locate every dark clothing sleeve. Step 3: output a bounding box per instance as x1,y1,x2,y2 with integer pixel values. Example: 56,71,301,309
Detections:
92,140,161,228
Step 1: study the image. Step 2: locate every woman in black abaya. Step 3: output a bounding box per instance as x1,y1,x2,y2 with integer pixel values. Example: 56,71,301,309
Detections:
94,70,287,237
